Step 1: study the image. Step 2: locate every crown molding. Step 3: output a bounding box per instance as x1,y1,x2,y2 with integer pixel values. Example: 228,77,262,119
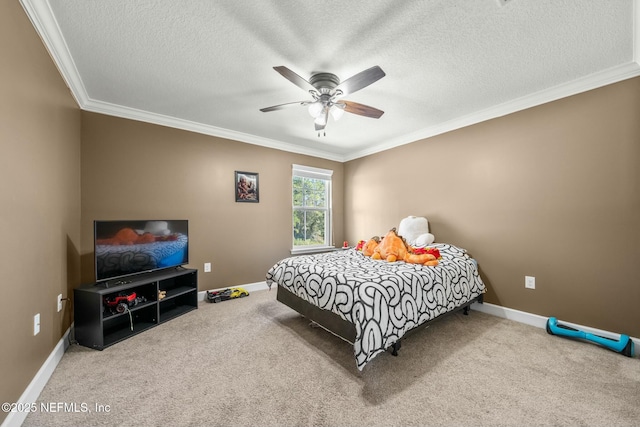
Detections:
19,0,89,107
82,98,346,162
21,0,640,164
343,61,640,162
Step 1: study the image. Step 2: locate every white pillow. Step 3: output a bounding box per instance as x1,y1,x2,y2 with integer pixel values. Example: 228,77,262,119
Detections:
398,216,435,247
414,233,435,247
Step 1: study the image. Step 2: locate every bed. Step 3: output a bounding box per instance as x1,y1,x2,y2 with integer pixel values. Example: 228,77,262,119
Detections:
266,243,485,371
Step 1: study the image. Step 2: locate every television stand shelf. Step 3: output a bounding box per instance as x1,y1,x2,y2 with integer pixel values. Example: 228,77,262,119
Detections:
74,268,198,350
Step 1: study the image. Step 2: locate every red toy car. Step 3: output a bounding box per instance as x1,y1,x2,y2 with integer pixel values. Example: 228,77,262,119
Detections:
104,292,145,314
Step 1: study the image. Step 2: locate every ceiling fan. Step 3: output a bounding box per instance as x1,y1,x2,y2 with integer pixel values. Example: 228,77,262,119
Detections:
260,65,386,136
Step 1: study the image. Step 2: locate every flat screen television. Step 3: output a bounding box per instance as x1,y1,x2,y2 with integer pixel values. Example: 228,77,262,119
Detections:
94,220,189,283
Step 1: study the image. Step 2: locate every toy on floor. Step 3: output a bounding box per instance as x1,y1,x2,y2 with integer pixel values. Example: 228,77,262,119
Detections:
206,287,249,303
546,317,635,357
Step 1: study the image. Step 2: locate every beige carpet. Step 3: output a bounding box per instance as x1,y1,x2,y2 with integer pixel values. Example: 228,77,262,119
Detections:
24,289,639,427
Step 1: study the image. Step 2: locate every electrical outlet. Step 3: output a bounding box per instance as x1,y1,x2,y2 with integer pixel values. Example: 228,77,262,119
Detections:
204,262,211,273
57,294,63,312
525,276,535,289
34,313,40,336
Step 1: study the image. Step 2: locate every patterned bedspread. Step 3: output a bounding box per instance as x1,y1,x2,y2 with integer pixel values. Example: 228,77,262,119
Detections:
266,244,486,370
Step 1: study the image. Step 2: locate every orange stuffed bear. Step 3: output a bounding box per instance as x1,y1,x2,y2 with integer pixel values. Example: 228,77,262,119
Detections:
361,236,380,257
362,228,439,266
371,228,407,262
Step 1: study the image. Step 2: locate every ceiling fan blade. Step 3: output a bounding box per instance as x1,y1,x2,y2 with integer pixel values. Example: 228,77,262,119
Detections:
341,101,384,119
334,66,385,97
260,101,309,112
273,66,316,93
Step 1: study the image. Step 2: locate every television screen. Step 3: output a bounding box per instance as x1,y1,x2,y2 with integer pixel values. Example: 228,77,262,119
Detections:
94,220,189,282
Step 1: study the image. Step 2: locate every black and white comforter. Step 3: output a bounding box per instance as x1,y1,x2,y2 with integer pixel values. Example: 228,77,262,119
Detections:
266,244,486,370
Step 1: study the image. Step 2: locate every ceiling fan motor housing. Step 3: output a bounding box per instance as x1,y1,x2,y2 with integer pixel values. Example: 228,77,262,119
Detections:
309,72,340,94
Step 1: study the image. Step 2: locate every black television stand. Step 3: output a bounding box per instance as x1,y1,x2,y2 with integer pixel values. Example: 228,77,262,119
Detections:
74,268,198,350
99,278,133,288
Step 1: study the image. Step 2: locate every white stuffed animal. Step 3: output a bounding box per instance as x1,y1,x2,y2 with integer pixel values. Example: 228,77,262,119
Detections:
397,216,435,248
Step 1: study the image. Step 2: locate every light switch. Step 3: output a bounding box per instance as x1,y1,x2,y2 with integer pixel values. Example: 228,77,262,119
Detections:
34,313,40,336
525,276,535,289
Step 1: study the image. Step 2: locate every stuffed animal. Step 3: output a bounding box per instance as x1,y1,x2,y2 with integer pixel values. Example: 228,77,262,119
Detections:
397,216,435,248
372,228,408,262
361,236,380,257
363,227,439,267
158,290,167,300
404,247,439,266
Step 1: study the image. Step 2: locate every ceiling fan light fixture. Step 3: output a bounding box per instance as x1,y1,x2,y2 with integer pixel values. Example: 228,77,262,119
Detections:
330,105,345,121
308,101,324,118
314,112,327,126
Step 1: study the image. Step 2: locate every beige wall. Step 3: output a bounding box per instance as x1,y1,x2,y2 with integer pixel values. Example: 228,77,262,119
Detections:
345,77,640,337
4,0,639,417
80,112,344,290
0,0,81,422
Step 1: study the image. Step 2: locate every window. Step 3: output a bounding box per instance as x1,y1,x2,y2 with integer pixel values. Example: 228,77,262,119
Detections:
292,164,333,253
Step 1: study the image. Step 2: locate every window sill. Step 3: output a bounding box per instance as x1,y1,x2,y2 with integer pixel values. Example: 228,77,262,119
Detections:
290,246,336,255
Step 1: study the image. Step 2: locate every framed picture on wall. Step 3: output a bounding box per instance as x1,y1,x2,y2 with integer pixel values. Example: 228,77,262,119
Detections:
235,171,259,203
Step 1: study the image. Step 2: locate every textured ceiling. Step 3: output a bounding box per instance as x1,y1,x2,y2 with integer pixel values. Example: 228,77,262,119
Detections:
21,0,639,161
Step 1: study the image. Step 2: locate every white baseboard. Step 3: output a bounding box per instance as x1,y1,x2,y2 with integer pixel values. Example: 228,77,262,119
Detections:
198,281,270,301
1,326,72,427
471,301,640,348
470,301,549,328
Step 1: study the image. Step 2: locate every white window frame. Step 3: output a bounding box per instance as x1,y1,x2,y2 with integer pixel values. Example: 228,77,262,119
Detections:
291,164,333,254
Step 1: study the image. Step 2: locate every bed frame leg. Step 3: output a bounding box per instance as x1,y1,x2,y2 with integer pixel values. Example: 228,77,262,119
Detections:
463,305,470,315
390,340,402,356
